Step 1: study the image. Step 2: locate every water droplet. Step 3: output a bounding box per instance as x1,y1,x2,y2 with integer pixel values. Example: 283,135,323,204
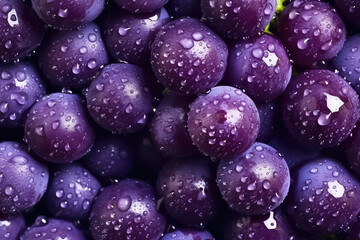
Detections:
51,121,60,130
35,126,45,136
118,196,132,211
4,185,14,195
56,189,64,198
58,8,68,18
297,38,309,50
263,180,271,190
179,38,194,49
125,104,133,113
247,182,256,191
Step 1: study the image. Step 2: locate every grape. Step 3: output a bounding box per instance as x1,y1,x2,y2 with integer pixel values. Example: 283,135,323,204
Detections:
161,229,214,240
217,142,290,215
83,134,134,180
332,34,360,95
257,101,278,143
286,157,360,235
187,86,260,159
223,210,295,240
157,158,219,226
224,33,292,103
31,0,104,30
0,62,46,128
0,214,25,240
277,0,346,67
43,164,101,221
102,7,170,67
150,92,199,158
0,141,49,214
25,92,95,163
334,0,360,27
151,18,228,95
345,124,360,177
115,0,168,13
38,22,108,89
86,63,153,134
0,0,46,62
201,0,276,39
89,179,166,240
20,216,87,240
281,69,359,148
166,0,202,19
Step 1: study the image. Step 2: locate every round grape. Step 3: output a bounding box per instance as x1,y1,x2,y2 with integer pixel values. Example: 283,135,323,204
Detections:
0,141,49,214
0,62,46,128
89,179,166,240
25,92,95,163
151,18,228,95
281,69,359,148
187,86,260,159
86,63,153,134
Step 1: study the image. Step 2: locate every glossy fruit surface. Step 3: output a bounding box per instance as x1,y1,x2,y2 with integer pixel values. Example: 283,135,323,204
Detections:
0,141,49,214
90,179,166,240
0,214,25,240
151,18,228,95
224,33,292,103
87,63,153,134
0,62,46,128
187,86,260,159
157,158,219,226
43,164,101,220
31,0,104,29
25,92,95,163
332,34,360,95
281,69,359,148
150,92,198,158
102,7,169,67
201,0,276,39
38,22,108,89
0,0,46,61
223,210,295,240
20,216,87,240
217,142,290,215
161,229,215,240
287,157,360,235
278,0,346,67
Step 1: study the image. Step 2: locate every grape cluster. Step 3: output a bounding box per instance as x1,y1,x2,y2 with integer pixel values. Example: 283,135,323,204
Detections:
1,0,360,239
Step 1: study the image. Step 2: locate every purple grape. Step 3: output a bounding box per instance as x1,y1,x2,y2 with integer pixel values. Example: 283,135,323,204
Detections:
224,33,292,103
83,135,134,180
0,214,25,240
20,216,87,240
0,62,46,128
0,0,46,62
217,142,290,215
43,164,101,221
187,86,260,159
277,0,346,68
257,101,278,143
115,0,168,13
161,229,214,240
31,0,104,30
0,141,49,214
340,217,360,240
201,0,276,39
156,158,219,226
345,124,360,177
166,0,202,19
151,18,228,95
332,34,360,95
102,7,170,67
86,63,153,134
150,92,198,158
334,0,360,27
281,69,359,148
38,22,108,89
25,92,95,163
89,179,166,240
223,210,295,240
286,157,360,235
